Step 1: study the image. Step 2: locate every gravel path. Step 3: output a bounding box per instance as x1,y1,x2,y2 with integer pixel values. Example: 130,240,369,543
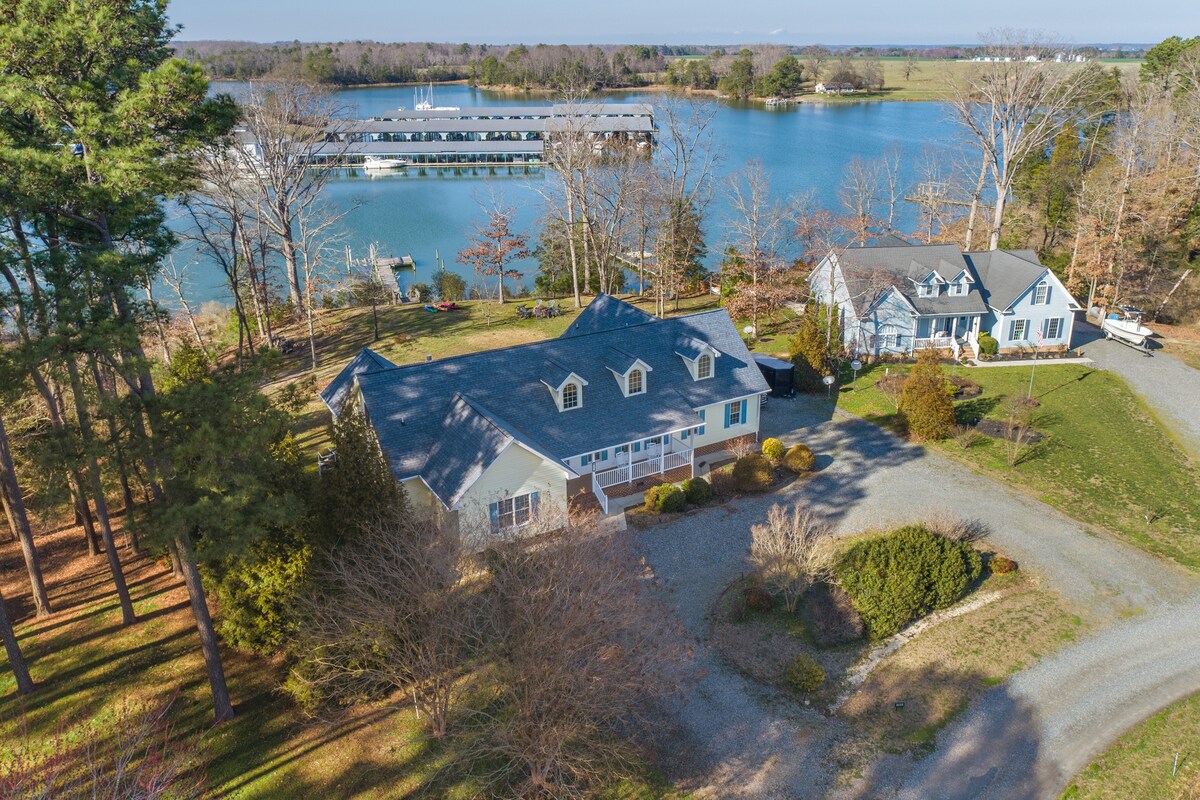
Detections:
1076,320,1200,457
637,398,1200,798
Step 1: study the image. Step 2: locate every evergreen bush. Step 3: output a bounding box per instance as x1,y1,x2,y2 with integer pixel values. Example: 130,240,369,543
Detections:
761,437,787,460
785,654,825,695
977,332,999,357
732,454,774,492
833,525,982,639
681,476,713,506
898,350,957,441
783,444,815,473
657,484,686,513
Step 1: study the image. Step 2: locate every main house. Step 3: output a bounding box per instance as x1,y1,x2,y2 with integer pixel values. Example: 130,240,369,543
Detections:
320,295,769,540
809,236,1082,359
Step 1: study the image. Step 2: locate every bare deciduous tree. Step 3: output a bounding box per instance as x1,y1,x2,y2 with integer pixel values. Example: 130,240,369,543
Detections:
722,161,794,333
945,29,1099,250
295,512,481,739
749,503,834,613
839,156,882,245
476,523,693,797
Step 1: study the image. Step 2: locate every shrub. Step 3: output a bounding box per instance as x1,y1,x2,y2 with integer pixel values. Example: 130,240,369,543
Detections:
732,454,774,493
681,476,713,506
833,525,983,639
977,332,999,357
947,375,982,397
408,282,433,302
657,484,686,513
761,437,787,461
944,380,963,397
802,583,865,646
709,469,736,498
785,654,825,696
951,424,985,450
898,350,957,441
783,444,815,473
642,485,665,512
990,555,1018,574
744,585,774,611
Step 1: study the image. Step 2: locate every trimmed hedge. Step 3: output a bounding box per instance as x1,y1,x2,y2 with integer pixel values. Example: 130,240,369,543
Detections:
785,654,825,695
681,476,713,506
761,437,787,460
783,444,815,473
644,483,685,513
732,454,774,493
977,332,999,357
833,525,982,639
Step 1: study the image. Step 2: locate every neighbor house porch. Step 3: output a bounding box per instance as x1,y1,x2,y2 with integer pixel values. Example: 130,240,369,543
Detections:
912,314,982,360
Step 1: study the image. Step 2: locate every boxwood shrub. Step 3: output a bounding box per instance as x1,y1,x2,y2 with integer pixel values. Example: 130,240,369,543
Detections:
732,454,774,493
761,437,787,460
783,444,815,473
681,476,713,506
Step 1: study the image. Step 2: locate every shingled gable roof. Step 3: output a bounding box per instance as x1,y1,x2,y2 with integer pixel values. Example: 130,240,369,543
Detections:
964,249,1081,312
319,347,396,415
560,292,656,337
352,298,768,506
824,242,989,316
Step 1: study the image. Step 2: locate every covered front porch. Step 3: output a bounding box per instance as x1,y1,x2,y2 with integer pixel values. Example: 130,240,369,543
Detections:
586,432,695,514
912,314,982,359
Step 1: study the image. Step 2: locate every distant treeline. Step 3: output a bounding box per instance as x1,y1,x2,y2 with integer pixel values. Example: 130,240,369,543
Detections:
174,40,665,88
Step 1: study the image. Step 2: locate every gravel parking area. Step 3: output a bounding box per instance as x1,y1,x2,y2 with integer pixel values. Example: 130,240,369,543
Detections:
638,397,1200,799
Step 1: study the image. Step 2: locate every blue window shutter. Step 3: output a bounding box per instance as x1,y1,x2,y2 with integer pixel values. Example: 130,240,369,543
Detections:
582,454,591,466
740,399,747,425
681,428,688,440
530,491,540,519
724,403,731,428
699,409,706,435
601,450,608,462
488,502,500,532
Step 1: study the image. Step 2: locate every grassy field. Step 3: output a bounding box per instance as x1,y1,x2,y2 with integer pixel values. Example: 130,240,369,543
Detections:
0,522,683,798
835,362,1200,568
1063,691,1200,799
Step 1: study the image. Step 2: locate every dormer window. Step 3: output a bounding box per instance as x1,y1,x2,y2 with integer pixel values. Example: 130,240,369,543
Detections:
697,353,712,379
918,283,938,298
675,338,720,381
562,382,579,410
627,369,644,395
949,281,967,296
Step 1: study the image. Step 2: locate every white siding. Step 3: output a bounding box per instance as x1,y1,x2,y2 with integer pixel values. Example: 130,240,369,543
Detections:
861,292,917,355
688,395,761,450
456,443,568,547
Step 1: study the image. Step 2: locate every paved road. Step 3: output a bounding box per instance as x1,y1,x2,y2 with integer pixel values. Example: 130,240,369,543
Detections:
1076,320,1200,457
638,398,1200,799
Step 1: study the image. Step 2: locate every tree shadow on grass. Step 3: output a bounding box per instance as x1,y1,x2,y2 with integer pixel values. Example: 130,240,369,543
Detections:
955,396,1001,426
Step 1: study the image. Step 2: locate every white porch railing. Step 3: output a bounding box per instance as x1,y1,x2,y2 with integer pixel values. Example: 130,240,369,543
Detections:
913,336,961,361
966,328,980,360
590,448,694,515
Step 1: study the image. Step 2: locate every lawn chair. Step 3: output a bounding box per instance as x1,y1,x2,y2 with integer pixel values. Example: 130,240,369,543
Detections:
516,305,533,319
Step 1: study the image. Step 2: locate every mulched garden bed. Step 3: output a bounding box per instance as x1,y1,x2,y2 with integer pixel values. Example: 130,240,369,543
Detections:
974,419,1046,444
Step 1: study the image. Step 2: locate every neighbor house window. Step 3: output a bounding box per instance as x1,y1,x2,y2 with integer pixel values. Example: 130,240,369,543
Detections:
1045,317,1063,339
561,382,579,410
627,368,644,395
489,491,539,532
1010,319,1029,341
1034,282,1050,304
918,283,936,297
949,281,968,296
697,353,712,379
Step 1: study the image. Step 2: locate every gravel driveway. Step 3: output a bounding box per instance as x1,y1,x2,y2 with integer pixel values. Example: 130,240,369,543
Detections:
638,398,1200,799
1076,320,1200,457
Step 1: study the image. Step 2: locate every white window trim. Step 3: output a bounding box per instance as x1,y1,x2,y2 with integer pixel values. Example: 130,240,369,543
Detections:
560,381,581,411
627,368,645,395
494,493,534,531
1034,282,1050,305
696,353,713,380
1045,317,1063,339
728,400,743,426
1011,319,1029,342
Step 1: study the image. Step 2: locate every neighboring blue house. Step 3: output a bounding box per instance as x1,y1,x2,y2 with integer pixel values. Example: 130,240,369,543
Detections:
320,294,769,539
809,237,1081,359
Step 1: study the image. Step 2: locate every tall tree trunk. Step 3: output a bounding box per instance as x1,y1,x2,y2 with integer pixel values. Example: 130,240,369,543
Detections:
566,192,582,309
66,359,135,626
0,585,33,695
88,357,140,552
0,418,51,617
988,178,1009,251
177,536,234,722
964,154,989,252
278,213,303,308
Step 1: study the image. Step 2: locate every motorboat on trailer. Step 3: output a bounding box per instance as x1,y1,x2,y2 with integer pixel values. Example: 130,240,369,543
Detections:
1101,306,1155,349
362,156,410,171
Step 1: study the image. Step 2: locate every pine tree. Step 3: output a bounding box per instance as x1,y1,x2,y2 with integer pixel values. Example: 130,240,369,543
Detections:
790,301,833,392
898,350,957,441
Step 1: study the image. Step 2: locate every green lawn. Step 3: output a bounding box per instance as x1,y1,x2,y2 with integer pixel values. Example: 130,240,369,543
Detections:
1063,691,1200,799
835,362,1200,568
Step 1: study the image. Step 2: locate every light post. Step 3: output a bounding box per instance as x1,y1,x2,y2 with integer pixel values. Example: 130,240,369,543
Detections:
850,358,862,385
822,374,836,399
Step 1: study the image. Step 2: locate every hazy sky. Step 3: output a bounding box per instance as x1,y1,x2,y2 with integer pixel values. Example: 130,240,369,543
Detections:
167,0,1192,46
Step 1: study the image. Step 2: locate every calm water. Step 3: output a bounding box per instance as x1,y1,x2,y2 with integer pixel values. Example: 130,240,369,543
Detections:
173,84,953,303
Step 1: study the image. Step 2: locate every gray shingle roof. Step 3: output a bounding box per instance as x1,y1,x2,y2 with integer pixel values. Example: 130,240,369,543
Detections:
561,293,656,337
832,243,989,316
320,348,396,415
352,297,768,506
964,249,1076,312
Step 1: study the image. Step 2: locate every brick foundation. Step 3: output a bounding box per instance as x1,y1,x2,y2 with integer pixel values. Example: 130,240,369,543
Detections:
694,433,758,458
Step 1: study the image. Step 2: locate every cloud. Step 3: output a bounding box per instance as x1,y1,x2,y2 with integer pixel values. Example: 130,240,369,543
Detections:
769,28,786,35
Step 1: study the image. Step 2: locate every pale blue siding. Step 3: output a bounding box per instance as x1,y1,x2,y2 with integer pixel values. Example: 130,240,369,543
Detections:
985,275,1077,350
